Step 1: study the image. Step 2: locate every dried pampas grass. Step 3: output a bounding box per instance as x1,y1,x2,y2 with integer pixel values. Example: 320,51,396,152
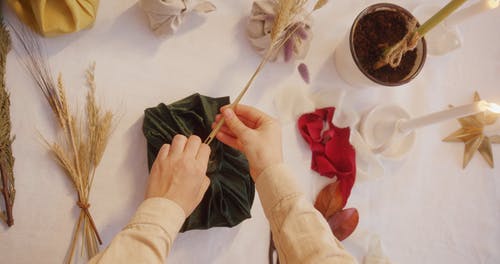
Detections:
11,24,114,263
205,0,328,144
0,13,15,228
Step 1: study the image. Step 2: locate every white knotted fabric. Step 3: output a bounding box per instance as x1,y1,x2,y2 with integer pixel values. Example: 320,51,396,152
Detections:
247,0,313,62
364,235,393,264
140,0,216,36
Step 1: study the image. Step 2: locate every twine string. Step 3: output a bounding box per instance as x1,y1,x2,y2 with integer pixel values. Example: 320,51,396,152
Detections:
77,200,102,245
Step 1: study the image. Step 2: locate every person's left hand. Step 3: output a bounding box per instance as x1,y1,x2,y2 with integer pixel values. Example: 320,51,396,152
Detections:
145,135,211,217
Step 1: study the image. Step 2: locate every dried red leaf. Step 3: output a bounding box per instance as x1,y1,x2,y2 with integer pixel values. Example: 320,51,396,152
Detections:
314,182,345,219
328,208,359,241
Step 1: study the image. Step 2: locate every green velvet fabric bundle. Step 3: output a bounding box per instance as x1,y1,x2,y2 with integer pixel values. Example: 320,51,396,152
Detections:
143,93,255,232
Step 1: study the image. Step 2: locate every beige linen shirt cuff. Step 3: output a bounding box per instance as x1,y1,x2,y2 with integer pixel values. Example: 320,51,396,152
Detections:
127,197,186,239
255,164,301,217
89,198,186,263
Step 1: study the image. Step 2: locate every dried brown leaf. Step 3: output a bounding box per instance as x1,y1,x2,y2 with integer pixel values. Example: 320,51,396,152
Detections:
314,182,345,219
327,208,359,241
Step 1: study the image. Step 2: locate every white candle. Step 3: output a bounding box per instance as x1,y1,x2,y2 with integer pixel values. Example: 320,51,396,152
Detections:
446,0,499,26
398,101,489,133
483,102,500,136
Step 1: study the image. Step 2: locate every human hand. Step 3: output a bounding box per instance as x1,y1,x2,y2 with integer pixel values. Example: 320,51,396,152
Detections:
146,135,211,217
213,105,283,181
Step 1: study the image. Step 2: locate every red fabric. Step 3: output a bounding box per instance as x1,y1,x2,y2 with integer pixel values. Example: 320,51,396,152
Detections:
298,107,356,205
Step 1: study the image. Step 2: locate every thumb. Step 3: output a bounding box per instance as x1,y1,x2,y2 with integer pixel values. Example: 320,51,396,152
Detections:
222,108,249,136
195,177,210,203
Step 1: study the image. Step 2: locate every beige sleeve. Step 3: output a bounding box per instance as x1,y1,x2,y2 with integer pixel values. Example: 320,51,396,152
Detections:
256,164,357,264
88,198,185,264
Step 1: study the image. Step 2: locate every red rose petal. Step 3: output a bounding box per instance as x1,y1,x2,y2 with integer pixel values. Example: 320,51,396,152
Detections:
298,107,357,203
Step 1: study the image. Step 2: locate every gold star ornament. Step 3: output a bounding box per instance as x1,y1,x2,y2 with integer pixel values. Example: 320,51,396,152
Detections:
443,92,500,168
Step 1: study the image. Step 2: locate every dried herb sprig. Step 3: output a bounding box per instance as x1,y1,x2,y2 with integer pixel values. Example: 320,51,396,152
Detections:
11,24,114,263
205,0,327,144
374,0,469,69
0,12,15,228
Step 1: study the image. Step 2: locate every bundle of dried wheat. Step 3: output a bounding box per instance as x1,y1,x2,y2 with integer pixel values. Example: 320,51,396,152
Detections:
205,0,330,144
11,25,114,263
0,12,16,228
47,65,113,263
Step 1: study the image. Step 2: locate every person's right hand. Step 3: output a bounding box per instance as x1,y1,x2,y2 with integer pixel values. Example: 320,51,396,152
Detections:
213,105,283,181
145,135,211,217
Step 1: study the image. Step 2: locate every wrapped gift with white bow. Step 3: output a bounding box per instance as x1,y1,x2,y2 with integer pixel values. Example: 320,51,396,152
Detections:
140,0,216,36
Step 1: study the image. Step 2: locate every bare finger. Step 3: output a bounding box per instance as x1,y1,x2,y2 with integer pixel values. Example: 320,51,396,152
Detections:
170,134,187,157
158,144,170,160
184,135,202,158
215,131,240,150
220,104,269,125
196,143,211,164
212,122,236,138
215,113,257,129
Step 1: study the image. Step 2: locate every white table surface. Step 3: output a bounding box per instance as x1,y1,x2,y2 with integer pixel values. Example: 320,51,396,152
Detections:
1,0,499,263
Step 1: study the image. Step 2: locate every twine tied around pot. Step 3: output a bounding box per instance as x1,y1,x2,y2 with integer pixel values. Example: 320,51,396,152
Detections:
374,19,419,70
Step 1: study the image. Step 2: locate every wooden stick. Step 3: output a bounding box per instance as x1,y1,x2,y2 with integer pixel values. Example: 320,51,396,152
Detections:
204,56,269,144
203,23,302,145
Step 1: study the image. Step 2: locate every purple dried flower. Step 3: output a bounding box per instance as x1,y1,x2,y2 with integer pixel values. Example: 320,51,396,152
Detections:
283,38,294,62
298,63,310,84
296,26,308,40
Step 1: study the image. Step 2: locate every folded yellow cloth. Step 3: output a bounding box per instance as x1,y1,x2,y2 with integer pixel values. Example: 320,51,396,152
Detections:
7,0,99,37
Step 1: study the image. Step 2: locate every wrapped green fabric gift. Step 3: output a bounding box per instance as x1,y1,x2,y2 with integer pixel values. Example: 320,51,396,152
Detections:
143,93,255,232
7,0,99,37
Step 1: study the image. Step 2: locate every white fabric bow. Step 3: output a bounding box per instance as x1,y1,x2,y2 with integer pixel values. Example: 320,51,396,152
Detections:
140,0,216,36
247,0,313,62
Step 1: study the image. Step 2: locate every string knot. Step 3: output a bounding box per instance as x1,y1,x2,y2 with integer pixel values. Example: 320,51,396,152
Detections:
77,201,90,210
374,18,419,69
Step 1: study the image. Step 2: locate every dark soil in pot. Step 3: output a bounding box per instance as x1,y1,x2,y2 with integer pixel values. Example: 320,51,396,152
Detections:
353,10,417,83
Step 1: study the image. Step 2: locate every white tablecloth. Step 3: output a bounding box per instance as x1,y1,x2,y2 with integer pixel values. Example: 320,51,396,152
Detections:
1,0,499,263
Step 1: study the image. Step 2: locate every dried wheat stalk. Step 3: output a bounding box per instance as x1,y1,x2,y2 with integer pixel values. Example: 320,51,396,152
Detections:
11,24,114,263
0,12,16,228
205,0,325,144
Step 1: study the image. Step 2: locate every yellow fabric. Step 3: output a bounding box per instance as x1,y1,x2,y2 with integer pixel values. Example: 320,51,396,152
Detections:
7,0,99,37
89,165,355,264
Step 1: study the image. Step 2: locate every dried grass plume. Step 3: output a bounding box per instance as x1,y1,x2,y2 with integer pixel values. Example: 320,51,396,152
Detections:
205,0,323,144
11,23,115,263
